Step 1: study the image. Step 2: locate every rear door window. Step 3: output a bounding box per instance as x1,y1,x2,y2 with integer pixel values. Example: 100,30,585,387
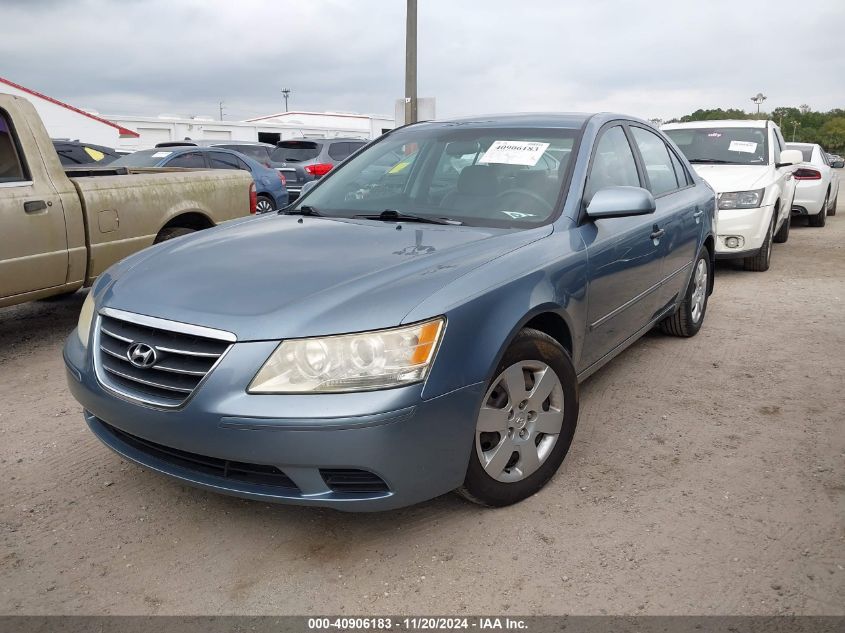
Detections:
0,110,27,182
209,151,249,170
631,127,679,196
221,145,270,162
166,152,207,168
271,141,321,162
328,142,358,160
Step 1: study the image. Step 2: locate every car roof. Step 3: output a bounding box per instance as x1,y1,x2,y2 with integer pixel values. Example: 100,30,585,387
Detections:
663,119,770,130
786,142,816,148
276,137,368,144
155,140,275,148
416,112,595,130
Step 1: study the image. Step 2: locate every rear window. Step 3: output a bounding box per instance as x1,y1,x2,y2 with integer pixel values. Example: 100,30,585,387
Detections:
787,145,814,162
0,109,26,182
271,141,321,162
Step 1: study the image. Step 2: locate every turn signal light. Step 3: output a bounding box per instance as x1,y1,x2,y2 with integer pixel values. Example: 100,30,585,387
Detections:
305,163,333,177
794,168,821,180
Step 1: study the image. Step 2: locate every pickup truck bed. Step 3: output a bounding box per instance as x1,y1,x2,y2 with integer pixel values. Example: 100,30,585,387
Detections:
1,93,254,308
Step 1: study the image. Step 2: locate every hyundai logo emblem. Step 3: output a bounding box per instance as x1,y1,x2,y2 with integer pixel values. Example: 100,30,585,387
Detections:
126,342,157,369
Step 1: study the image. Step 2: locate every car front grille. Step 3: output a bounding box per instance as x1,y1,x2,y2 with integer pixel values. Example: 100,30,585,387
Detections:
95,309,234,408
101,422,300,492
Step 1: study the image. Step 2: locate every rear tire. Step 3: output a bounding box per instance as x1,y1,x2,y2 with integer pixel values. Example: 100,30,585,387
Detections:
456,328,579,507
154,227,196,244
809,192,828,227
660,248,710,337
773,210,790,243
743,215,774,271
255,194,275,214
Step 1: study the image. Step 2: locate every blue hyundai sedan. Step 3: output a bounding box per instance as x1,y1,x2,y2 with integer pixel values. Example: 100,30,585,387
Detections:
109,146,288,212
64,114,716,511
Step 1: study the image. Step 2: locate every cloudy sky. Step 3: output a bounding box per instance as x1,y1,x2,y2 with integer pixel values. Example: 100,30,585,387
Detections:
2,0,843,122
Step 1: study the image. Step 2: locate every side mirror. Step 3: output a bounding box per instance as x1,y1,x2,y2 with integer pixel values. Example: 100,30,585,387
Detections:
300,180,318,196
833,160,844,169
586,186,656,219
777,149,803,167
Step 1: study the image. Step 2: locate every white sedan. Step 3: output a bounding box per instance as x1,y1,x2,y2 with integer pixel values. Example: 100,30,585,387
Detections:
786,142,840,227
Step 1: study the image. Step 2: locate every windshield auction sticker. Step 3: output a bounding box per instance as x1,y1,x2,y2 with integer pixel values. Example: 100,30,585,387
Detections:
728,140,758,153
480,140,550,166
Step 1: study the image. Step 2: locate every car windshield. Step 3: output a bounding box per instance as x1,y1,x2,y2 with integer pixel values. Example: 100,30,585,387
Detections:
271,141,321,162
109,150,172,167
664,127,768,165
292,126,579,228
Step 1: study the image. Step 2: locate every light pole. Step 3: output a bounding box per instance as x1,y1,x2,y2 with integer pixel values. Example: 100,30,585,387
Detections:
792,121,800,142
281,88,291,112
750,92,767,115
218,101,225,121
405,0,418,124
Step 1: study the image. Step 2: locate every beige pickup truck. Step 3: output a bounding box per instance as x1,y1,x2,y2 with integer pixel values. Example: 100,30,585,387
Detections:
0,93,254,308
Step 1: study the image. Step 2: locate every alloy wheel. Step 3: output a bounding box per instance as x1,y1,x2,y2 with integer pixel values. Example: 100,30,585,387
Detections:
690,258,708,323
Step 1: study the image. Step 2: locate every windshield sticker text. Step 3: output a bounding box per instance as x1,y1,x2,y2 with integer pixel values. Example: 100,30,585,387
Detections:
728,141,758,154
480,141,550,166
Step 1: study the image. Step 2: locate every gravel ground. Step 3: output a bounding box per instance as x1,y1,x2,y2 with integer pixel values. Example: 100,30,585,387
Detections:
1,201,843,616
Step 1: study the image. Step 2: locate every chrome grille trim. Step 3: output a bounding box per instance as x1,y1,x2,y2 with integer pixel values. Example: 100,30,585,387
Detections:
93,309,236,409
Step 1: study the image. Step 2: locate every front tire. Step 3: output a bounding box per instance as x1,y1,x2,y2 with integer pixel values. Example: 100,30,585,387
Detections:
809,192,828,227
743,215,774,271
457,328,579,507
773,209,790,243
660,249,710,337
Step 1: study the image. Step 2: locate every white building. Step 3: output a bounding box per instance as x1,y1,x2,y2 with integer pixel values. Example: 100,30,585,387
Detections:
107,110,395,151
0,76,394,151
0,76,139,146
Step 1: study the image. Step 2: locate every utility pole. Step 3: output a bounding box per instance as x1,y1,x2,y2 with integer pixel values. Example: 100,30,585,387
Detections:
282,88,291,112
792,121,800,142
218,101,225,120
405,0,418,124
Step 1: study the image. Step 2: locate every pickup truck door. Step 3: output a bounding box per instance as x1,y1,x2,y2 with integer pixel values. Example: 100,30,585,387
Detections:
0,107,68,298
580,124,666,369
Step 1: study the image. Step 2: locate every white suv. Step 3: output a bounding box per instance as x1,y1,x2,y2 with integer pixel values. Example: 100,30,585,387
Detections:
663,120,801,271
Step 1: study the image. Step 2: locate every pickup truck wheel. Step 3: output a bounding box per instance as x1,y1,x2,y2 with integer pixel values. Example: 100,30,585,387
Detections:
828,195,837,216
659,251,709,337
255,195,275,214
809,192,828,227
743,216,774,272
154,227,196,244
773,211,790,243
457,328,578,507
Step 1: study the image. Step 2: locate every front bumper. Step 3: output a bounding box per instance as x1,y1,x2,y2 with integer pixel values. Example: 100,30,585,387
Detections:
64,331,484,511
714,204,774,258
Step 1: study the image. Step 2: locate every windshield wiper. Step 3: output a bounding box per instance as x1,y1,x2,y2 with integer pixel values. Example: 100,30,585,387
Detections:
354,209,461,225
688,158,737,164
283,205,322,217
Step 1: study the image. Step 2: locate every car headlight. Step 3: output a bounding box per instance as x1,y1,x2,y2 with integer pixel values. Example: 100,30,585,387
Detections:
76,292,96,347
248,318,445,393
718,189,764,210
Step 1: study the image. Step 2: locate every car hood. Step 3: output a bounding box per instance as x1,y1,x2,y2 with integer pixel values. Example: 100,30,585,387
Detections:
100,214,551,341
690,164,771,193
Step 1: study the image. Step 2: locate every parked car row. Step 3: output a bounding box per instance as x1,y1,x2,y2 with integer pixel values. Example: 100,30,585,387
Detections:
64,111,721,511
663,119,839,271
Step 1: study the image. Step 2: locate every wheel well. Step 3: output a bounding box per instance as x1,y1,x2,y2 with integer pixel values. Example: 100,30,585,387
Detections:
160,212,214,233
523,312,573,356
703,235,715,293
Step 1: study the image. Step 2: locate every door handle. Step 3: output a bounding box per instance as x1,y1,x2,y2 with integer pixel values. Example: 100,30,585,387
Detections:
693,209,704,218
650,227,665,240
24,200,47,213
